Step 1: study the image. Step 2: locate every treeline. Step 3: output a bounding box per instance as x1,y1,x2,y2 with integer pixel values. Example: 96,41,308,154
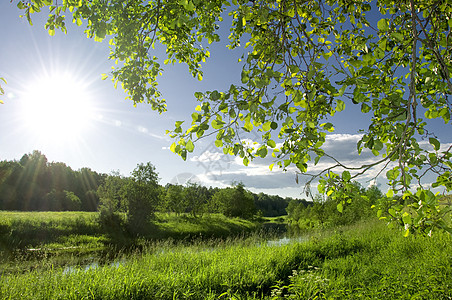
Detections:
0,151,103,211
0,151,296,218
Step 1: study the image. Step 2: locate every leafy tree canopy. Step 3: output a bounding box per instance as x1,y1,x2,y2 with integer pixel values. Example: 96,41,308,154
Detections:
15,0,452,234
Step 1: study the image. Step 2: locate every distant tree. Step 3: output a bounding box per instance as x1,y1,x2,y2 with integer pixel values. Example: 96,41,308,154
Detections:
0,152,104,212
97,171,128,213
48,162,76,194
310,195,328,227
75,167,104,211
126,162,160,234
43,189,81,211
63,190,82,211
212,182,255,219
16,150,50,210
0,160,22,210
255,192,291,217
164,184,186,215
97,171,129,230
286,199,306,222
183,182,208,217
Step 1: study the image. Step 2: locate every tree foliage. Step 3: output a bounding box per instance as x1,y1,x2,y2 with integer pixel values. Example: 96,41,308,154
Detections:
14,0,452,233
287,183,383,229
126,162,161,234
163,184,186,215
0,150,103,211
212,182,256,218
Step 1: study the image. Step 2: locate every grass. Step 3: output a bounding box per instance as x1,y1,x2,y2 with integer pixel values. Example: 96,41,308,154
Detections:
1,218,451,299
0,211,261,251
153,213,260,239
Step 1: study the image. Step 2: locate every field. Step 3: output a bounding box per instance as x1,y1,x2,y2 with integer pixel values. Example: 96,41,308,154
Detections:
1,212,451,299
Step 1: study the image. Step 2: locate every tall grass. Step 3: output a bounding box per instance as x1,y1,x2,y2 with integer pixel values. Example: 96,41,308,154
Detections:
1,219,451,299
0,211,101,250
0,211,261,251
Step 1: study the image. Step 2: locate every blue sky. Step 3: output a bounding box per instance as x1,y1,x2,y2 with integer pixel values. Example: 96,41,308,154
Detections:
1,2,450,198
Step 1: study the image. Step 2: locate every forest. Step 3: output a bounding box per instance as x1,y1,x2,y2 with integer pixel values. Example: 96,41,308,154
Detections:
0,150,296,217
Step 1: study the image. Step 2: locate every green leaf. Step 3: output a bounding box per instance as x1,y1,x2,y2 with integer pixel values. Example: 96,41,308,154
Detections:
186,140,194,152
262,121,272,131
256,147,268,158
374,140,383,151
361,103,371,113
377,209,382,218
403,228,410,237
402,212,412,225
244,121,253,131
377,19,389,31
386,189,394,198
267,140,276,148
388,208,396,217
336,100,345,112
314,156,320,165
429,137,440,151
390,32,404,42
241,70,250,83
210,90,221,101
170,143,177,153
342,171,351,181
337,202,343,213
212,119,225,129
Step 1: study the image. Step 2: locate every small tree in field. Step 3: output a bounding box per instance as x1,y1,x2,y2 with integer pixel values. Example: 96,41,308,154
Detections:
97,171,128,231
126,162,160,235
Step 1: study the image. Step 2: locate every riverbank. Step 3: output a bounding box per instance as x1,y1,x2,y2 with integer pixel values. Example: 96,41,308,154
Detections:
1,218,451,299
0,211,268,251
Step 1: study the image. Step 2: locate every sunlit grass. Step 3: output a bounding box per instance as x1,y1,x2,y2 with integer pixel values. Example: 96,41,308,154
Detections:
0,211,260,250
1,219,451,299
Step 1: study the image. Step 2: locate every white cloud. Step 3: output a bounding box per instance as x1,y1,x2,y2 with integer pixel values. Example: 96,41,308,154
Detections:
190,133,452,197
190,150,223,163
137,126,148,134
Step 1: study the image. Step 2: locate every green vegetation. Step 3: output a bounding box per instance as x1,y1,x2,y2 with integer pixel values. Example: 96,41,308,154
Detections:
286,183,383,230
0,150,103,211
1,220,451,299
12,0,452,234
0,211,260,252
0,151,297,221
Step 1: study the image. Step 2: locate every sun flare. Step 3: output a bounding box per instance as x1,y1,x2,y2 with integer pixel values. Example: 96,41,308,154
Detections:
21,71,94,144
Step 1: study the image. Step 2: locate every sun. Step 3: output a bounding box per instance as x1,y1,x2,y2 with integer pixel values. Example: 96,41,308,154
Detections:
21,71,94,144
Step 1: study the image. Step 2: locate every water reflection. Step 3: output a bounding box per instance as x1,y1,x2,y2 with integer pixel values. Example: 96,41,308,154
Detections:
62,258,126,275
267,236,307,247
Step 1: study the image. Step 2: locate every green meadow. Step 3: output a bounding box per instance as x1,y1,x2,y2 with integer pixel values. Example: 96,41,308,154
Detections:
1,212,451,299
